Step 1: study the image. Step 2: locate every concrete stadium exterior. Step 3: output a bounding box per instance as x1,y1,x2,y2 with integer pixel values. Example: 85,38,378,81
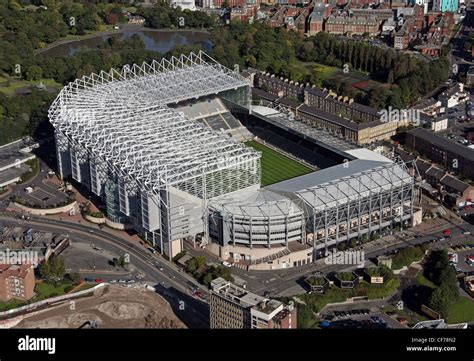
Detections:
49,52,419,268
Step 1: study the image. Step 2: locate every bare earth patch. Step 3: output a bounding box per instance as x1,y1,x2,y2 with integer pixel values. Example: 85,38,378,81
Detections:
14,285,186,329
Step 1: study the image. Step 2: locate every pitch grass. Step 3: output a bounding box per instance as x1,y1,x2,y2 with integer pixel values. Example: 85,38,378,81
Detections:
244,141,313,186
446,296,474,324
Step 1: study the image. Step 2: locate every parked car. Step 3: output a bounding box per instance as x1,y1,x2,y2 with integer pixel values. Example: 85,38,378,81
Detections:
95,278,104,283
466,255,474,266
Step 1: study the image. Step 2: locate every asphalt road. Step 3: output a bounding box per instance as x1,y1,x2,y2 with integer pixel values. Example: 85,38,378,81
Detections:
241,219,474,297
0,213,210,328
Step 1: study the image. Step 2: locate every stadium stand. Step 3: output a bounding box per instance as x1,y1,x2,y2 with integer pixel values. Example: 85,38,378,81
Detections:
172,96,245,133
204,114,230,131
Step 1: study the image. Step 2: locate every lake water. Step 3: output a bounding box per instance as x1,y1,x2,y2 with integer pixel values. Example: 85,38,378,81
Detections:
41,30,213,58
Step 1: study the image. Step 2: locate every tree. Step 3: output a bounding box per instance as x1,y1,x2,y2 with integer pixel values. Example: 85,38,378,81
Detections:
113,255,128,268
186,258,198,273
424,250,460,317
202,272,214,286
39,256,65,283
424,250,451,286
106,13,119,25
195,256,207,268
26,65,43,81
428,286,451,318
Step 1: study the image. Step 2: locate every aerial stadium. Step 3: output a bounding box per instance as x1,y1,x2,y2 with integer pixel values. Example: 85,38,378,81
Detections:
49,51,421,270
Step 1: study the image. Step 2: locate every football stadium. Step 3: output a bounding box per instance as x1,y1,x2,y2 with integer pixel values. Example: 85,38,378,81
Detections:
49,51,421,270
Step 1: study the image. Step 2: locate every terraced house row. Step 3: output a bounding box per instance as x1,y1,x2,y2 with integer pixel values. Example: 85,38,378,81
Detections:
247,70,407,145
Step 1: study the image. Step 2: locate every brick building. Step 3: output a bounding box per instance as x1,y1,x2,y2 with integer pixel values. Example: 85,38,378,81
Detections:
415,159,474,208
212,0,246,7
406,128,474,180
296,104,399,144
308,2,332,35
304,87,380,123
325,15,380,36
254,71,305,100
251,72,409,144
0,264,35,302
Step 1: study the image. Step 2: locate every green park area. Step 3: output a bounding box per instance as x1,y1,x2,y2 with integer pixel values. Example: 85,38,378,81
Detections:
0,257,94,312
0,75,62,97
294,276,400,328
391,245,426,270
446,297,474,324
289,60,338,86
406,250,474,324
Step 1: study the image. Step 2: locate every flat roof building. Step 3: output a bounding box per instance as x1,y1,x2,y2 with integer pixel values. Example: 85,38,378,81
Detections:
209,277,296,329
406,128,474,180
0,264,35,302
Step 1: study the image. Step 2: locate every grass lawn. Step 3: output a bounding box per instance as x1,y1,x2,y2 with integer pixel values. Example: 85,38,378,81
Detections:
391,246,425,270
362,278,401,299
290,60,338,84
0,298,28,312
0,77,62,96
0,279,81,312
382,304,428,326
301,279,400,313
446,296,474,324
415,266,474,323
33,280,75,301
244,141,313,186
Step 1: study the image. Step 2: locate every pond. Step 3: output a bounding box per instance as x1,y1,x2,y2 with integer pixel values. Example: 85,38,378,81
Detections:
41,29,213,58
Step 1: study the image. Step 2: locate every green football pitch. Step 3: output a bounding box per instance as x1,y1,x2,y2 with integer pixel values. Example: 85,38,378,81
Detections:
244,140,313,186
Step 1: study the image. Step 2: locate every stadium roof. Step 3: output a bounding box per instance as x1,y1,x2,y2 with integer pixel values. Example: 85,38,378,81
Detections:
345,148,393,162
210,187,302,219
267,159,413,210
49,51,260,191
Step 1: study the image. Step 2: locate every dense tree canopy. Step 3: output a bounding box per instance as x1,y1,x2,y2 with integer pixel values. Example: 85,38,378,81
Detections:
0,1,450,148
209,23,449,109
137,3,216,29
39,256,66,283
424,250,460,318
